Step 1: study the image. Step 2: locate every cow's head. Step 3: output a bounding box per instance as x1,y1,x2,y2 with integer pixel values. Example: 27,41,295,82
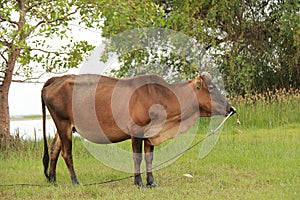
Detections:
191,72,236,117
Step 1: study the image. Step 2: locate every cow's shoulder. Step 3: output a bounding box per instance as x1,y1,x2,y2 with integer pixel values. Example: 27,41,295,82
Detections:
127,74,168,87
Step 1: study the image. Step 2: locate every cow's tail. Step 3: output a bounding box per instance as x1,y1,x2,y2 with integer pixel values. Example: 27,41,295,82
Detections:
42,91,50,181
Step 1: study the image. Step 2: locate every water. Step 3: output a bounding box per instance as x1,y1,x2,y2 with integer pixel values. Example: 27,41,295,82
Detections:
10,119,56,140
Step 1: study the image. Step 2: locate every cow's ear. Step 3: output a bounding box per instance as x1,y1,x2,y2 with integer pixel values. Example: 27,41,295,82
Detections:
194,80,202,90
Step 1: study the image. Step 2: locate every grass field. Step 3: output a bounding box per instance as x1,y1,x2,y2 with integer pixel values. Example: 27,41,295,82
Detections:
1,91,299,199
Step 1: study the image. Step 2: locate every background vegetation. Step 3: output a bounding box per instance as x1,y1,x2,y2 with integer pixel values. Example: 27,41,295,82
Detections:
101,0,300,95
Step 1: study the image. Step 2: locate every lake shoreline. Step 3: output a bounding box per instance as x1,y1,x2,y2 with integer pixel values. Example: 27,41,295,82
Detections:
10,115,52,121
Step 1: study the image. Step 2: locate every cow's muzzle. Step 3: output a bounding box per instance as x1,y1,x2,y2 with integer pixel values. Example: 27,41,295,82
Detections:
229,106,237,116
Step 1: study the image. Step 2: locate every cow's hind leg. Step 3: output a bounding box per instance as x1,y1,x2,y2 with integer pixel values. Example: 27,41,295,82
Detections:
132,137,144,187
57,122,79,185
48,131,61,184
144,140,158,187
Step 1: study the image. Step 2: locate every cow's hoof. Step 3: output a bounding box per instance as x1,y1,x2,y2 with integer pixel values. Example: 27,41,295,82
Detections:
48,174,56,183
134,174,144,188
147,182,159,188
71,176,80,185
134,181,145,188
134,180,145,188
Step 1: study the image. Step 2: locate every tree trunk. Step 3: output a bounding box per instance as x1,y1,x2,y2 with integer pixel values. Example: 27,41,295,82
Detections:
0,85,10,147
0,49,20,147
0,0,25,147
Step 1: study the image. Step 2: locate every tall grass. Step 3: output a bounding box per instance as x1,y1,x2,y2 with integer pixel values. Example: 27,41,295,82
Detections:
228,88,300,129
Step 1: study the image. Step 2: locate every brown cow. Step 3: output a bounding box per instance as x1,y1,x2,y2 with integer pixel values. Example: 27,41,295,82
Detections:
41,72,235,187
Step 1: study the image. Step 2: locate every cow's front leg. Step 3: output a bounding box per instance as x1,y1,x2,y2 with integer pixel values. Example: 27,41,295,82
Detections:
131,136,144,187
144,139,158,187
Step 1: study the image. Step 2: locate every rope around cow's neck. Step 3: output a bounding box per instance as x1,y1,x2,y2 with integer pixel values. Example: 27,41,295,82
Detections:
208,111,235,135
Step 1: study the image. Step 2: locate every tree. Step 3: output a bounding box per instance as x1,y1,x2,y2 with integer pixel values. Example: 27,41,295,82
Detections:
0,0,102,146
100,0,300,95
196,0,300,95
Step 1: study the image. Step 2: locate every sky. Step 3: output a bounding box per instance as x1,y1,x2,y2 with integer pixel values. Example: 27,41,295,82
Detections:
9,82,44,116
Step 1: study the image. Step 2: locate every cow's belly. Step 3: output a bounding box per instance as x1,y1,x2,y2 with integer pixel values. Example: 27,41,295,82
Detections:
75,125,131,144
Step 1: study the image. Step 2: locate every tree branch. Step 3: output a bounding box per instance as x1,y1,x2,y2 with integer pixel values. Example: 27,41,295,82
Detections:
0,51,8,64
29,48,70,55
13,64,23,76
0,38,12,47
12,72,46,83
12,69,69,83
205,36,230,50
32,6,81,31
0,14,19,28
24,1,51,12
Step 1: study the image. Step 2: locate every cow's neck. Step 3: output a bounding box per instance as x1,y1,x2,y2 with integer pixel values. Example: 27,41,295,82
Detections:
146,82,201,145
170,82,200,122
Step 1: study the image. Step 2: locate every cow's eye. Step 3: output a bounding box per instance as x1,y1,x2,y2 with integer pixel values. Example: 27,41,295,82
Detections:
208,85,214,90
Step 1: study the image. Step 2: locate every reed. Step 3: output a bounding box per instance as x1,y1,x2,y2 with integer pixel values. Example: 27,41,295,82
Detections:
228,88,300,129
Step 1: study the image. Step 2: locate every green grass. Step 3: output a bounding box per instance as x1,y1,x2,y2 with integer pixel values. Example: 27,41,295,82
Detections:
1,94,299,199
1,124,299,199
